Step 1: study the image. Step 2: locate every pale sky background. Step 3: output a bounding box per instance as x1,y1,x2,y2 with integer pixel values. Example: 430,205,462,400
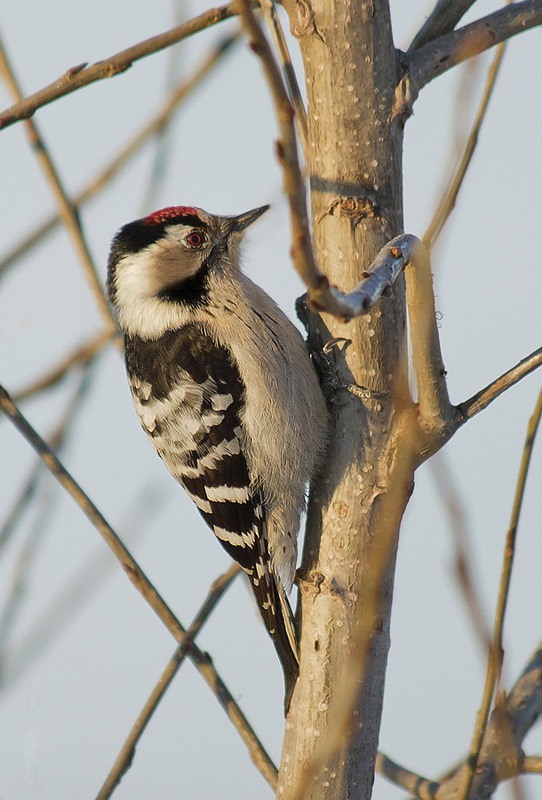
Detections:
1,2,541,799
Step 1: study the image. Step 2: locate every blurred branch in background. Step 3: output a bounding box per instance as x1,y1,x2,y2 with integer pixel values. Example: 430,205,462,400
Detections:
378,645,542,799
0,366,97,667
96,563,246,800
457,386,542,799
13,330,114,401
430,454,491,653
0,38,116,331
0,383,277,788
1,481,166,689
0,34,238,281
423,39,508,249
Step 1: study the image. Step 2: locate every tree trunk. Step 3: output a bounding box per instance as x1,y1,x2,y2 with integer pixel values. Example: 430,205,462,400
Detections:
278,2,412,798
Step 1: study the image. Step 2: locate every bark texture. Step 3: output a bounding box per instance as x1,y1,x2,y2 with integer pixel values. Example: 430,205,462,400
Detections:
278,2,411,798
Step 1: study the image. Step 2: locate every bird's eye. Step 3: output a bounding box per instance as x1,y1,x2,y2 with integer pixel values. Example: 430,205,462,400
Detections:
185,230,206,248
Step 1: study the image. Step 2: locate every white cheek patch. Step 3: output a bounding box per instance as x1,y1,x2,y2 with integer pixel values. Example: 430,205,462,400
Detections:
113,236,207,338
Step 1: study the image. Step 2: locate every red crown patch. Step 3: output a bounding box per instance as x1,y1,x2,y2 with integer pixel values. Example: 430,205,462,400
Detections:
142,206,200,225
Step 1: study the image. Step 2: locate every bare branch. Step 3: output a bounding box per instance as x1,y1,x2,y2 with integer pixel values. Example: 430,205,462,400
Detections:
0,369,95,658
0,35,238,280
2,483,164,688
409,1,478,52
523,756,542,774
0,40,116,331
405,242,457,449
259,0,308,154
13,329,114,401
97,565,247,800
376,752,440,799
236,0,331,306
409,1,542,94
0,384,277,785
440,645,542,799
239,3,427,322
430,455,491,652
458,346,542,421
0,5,238,130
455,387,542,800
423,40,507,249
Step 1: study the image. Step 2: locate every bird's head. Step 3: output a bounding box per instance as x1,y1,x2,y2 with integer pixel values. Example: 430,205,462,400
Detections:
107,204,269,338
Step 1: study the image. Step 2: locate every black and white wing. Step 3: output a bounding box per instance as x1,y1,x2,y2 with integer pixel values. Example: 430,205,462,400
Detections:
124,323,298,704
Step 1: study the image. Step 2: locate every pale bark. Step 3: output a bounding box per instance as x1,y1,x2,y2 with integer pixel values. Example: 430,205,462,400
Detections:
278,2,411,798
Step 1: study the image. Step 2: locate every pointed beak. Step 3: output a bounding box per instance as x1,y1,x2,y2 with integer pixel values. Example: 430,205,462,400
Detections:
227,205,270,234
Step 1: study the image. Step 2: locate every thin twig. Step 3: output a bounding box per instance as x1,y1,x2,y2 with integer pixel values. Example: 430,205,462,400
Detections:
0,384,277,788
2,483,165,688
409,1,542,94
458,347,542,421
141,30,240,211
456,388,542,800
97,564,245,800
1,363,98,552
0,464,41,553
408,1,478,52
259,0,308,154
376,752,440,799
0,34,239,279
430,454,491,652
423,40,507,248
0,40,116,331
523,757,542,774
237,0,328,302
13,329,114,402
0,368,96,658
0,4,238,130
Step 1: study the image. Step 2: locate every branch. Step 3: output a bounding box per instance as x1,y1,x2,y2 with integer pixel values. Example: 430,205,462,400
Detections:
523,757,542,774
458,346,542,421
240,3,428,322
409,1,542,94
0,40,115,331
0,369,95,658
405,241,457,447
259,0,308,154
0,384,277,786
430,455,491,652
2,483,164,688
236,0,331,307
376,752,440,799
0,34,238,280
408,1,478,52
13,329,114,401
441,645,542,799
97,565,247,799
380,646,542,800
423,39,507,249
455,386,542,800
0,4,237,130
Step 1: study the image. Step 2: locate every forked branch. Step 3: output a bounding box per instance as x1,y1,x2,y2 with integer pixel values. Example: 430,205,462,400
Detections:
379,646,542,798
409,0,542,93
409,0,479,51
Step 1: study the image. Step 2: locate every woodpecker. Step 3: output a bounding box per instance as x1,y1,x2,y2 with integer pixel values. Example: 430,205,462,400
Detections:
107,204,328,710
